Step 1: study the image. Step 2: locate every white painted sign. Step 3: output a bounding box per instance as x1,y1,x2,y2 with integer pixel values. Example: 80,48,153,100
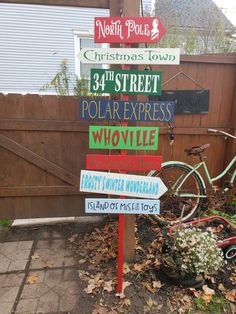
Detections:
78,48,180,65
85,198,160,214
80,170,167,199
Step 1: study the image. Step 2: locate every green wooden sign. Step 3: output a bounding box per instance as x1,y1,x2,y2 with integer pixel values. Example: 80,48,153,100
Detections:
89,126,159,150
90,69,162,95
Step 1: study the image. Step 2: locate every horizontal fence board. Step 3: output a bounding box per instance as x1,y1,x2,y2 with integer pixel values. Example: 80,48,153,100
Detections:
0,53,235,219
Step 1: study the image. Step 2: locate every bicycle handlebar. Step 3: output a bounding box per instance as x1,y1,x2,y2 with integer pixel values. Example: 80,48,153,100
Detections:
208,128,236,140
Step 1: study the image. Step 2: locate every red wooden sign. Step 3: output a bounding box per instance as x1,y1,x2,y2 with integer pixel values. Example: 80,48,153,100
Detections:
94,17,166,43
86,154,162,171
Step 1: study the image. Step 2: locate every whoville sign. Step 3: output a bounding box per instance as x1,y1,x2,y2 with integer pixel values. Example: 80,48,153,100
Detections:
94,17,166,43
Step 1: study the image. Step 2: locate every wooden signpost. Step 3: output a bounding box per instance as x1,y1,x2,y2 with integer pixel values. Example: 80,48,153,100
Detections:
78,48,180,65
85,199,160,215
90,69,162,95
86,155,162,171
78,9,174,294
94,17,166,43
89,126,159,150
78,98,174,122
80,170,167,199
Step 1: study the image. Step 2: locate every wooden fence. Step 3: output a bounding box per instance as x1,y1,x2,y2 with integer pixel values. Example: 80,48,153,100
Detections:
0,54,235,219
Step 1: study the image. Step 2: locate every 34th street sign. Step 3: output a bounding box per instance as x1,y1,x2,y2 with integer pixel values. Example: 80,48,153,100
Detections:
94,17,166,43
90,69,162,95
78,48,180,65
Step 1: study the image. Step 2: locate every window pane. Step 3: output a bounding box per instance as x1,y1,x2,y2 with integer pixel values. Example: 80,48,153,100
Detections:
80,38,102,77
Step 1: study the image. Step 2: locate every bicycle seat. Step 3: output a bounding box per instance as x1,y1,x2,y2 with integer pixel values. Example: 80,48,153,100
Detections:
184,144,210,156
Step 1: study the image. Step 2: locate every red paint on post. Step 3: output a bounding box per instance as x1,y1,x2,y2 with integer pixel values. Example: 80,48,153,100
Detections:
94,17,166,43
86,154,162,171
117,213,125,293
117,45,131,294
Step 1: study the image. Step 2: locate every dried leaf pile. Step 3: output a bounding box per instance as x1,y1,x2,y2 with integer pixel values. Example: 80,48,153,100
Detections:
67,216,236,313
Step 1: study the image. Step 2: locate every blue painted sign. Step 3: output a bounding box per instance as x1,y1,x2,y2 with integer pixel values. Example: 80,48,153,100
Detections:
78,98,174,122
85,198,160,214
80,170,167,199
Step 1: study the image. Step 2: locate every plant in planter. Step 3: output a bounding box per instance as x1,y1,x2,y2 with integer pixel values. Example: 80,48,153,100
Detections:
161,227,224,288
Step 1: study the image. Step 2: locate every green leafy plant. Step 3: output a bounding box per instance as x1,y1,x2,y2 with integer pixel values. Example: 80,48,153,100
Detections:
40,59,71,95
194,295,230,314
40,59,96,97
74,76,90,97
163,227,224,276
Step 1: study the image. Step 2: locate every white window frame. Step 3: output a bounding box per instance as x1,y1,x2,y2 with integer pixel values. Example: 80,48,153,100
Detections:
73,30,108,79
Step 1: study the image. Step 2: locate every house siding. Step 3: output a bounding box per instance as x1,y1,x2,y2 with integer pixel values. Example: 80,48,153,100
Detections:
0,3,109,94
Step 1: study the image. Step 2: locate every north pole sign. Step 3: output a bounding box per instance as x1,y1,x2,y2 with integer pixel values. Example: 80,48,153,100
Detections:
94,17,166,43
90,69,162,95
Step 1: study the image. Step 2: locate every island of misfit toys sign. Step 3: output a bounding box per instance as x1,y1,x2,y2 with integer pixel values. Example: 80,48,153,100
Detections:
79,16,180,293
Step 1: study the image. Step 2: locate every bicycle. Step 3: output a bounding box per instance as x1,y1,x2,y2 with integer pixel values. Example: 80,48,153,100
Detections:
148,128,236,224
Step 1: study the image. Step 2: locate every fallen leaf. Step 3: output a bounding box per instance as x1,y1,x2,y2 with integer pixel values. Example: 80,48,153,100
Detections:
84,282,96,294
142,282,156,293
204,274,215,283
188,288,201,298
229,302,236,313
181,294,192,305
201,285,215,303
146,297,157,308
202,285,215,296
152,280,162,289
122,298,131,306
225,289,236,302
31,253,40,260
116,281,131,299
123,263,131,274
103,280,113,293
122,281,131,290
44,260,54,268
78,259,86,264
92,304,110,314
218,283,226,292
116,291,126,299
157,304,163,310
154,259,161,267
84,273,104,294
136,245,145,252
134,263,143,272
78,270,90,280
68,234,78,243
26,274,39,284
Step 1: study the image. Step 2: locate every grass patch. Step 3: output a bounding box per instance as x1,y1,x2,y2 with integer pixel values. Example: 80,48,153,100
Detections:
0,219,12,228
203,208,236,226
194,295,230,314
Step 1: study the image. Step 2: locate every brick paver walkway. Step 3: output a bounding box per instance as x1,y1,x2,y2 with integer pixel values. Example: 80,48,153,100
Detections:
0,227,79,314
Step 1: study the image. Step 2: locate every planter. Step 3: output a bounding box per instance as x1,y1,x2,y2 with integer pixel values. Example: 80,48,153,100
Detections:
160,262,205,289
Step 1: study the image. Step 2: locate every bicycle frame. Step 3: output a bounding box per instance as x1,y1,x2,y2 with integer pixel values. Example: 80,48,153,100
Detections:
163,154,236,198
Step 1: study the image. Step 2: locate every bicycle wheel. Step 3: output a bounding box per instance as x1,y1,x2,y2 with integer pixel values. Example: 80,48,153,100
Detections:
149,164,205,224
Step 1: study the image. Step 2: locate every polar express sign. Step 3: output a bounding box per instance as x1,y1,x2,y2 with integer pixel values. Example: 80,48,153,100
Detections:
94,17,166,43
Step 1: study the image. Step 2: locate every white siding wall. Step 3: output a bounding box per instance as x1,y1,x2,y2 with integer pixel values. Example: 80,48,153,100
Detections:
0,3,109,94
